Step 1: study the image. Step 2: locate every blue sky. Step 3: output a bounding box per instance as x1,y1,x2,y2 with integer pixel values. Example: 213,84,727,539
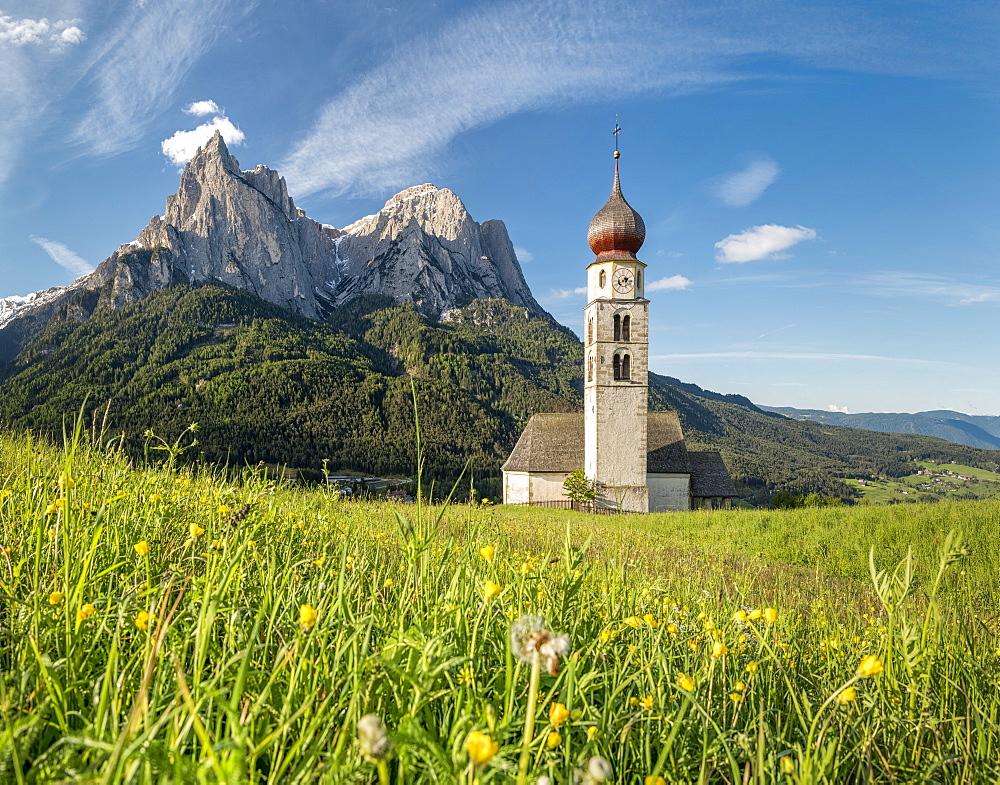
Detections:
1,0,998,415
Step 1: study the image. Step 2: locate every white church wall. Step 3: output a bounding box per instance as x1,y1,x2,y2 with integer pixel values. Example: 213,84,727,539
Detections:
648,473,691,512
503,472,530,505
528,472,572,503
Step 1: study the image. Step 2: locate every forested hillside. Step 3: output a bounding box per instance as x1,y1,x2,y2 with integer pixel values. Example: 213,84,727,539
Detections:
1,283,997,501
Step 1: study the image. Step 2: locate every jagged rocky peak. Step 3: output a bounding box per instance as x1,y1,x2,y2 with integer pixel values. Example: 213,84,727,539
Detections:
335,183,542,314
1,131,546,362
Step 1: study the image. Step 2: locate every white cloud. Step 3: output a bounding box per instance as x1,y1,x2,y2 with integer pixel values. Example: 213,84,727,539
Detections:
827,404,851,414
550,286,588,299
716,156,780,206
714,224,817,263
184,100,222,116
72,0,244,157
0,14,84,47
959,292,996,304
31,236,94,278
647,275,692,291
513,246,534,262
161,114,245,167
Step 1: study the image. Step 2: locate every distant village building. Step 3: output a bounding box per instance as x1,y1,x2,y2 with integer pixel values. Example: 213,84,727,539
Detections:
502,142,737,512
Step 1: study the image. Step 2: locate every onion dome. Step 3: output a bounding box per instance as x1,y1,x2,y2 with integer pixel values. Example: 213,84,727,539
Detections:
587,152,645,261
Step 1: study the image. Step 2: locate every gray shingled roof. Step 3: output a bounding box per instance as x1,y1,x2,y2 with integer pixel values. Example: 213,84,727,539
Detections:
501,411,694,474
688,451,739,497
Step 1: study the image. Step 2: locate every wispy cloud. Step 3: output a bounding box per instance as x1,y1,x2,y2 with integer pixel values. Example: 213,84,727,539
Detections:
827,404,851,413
513,246,534,263
651,351,955,368
715,224,817,263
862,272,1000,306
715,156,780,206
161,102,245,167
753,323,798,340
72,0,243,157
31,236,93,278
282,0,996,199
647,274,692,292
549,286,588,299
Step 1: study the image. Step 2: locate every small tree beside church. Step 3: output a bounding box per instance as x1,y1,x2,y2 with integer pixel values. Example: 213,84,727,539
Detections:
562,469,598,507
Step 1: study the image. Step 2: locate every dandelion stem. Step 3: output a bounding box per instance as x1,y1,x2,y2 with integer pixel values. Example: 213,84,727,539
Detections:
516,651,542,785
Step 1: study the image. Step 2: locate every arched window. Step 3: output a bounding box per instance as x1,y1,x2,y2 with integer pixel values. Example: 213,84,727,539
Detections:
587,317,594,344
622,315,631,341
636,268,642,291
622,353,631,380
587,354,594,381
599,269,606,289
613,354,621,380
613,314,621,342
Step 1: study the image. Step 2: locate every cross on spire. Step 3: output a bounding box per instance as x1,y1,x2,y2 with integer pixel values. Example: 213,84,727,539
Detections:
613,116,621,160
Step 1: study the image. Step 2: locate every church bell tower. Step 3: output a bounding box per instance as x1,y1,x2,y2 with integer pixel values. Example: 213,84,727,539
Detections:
583,132,649,513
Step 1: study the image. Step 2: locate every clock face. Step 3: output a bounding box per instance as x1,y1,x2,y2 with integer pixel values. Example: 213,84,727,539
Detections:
612,267,634,294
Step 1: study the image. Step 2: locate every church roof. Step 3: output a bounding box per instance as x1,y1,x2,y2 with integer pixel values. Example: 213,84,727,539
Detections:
688,451,740,498
501,411,690,474
587,156,646,262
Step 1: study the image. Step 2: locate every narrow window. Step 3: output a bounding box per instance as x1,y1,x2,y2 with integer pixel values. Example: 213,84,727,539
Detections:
587,317,593,344
613,314,621,342
622,353,631,380
587,354,594,381
636,268,642,291
622,315,631,341
613,354,621,380
599,269,606,289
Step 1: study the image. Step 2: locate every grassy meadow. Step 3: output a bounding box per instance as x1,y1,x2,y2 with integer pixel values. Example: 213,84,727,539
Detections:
2,427,1000,783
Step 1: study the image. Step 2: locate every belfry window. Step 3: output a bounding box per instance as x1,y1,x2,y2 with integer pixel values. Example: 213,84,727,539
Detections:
588,317,594,344
636,269,642,291
622,315,631,341
587,354,594,381
614,352,631,381
599,269,606,289
613,314,621,341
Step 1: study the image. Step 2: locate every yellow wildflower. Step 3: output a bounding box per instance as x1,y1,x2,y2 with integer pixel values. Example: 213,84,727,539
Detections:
599,628,614,643
45,500,63,515
465,731,498,766
135,610,152,631
779,755,795,774
480,544,495,561
640,695,654,710
149,493,162,502
48,591,63,606
549,702,570,726
732,610,748,623
645,777,667,785
676,673,695,692
625,615,643,628
483,580,503,600
643,613,658,628
712,641,728,658
748,608,763,620
189,523,205,539
764,608,778,624
134,540,149,556
836,685,858,704
299,604,318,630
856,654,884,678
587,726,599,742
666,623,678,634
729,692,743,702
217,504,230,515
734,681,746,692
58,473,75,490
383,578,393,588
78,603,96,621
546,731,562,749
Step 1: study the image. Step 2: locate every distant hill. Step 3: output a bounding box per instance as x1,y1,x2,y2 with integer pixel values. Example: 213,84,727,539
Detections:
2,284,999,503
761,406,1000,450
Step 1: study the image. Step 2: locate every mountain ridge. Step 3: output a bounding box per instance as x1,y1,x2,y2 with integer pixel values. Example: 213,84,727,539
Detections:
0,132,541,365
761,406,1000,450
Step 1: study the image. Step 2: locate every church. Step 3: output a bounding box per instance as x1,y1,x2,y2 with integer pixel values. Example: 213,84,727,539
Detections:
501,144,738,512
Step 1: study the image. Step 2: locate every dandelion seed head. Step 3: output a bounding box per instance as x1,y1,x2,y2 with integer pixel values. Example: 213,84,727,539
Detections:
357,713,391,761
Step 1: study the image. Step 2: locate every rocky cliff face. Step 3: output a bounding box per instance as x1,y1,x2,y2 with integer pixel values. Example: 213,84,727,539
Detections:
0,132,542,362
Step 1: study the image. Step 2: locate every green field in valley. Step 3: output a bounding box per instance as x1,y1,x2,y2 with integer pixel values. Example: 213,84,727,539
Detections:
2,428,1000,782
845,459,1000,504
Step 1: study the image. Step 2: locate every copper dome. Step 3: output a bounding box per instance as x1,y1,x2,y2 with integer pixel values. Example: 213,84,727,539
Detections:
587,157,645,261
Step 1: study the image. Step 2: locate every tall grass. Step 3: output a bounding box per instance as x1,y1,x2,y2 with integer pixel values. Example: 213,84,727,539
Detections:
1,428,999,782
